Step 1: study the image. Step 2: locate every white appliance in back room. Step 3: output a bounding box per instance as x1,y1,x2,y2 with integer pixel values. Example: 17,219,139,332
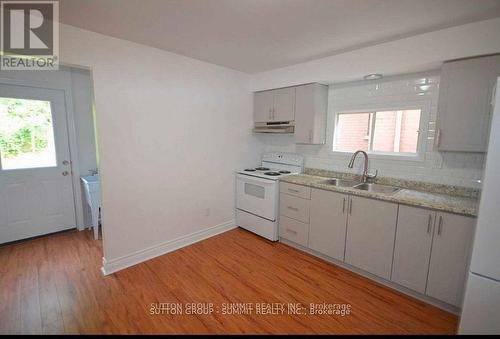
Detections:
235,153,304,241
459,78,500,334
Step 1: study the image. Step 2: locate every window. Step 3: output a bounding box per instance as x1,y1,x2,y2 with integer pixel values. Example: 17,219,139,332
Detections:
333,109,422,155
0,97,57,170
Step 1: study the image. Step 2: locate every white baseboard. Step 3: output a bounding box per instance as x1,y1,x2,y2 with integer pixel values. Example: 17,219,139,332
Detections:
101,220,236,275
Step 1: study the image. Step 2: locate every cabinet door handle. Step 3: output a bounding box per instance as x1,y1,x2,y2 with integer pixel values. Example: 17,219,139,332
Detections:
342,197,346,214
309,129,313,142
287,206,299,212
349,197,353,215
269,108,273,120
437,215,443,235
435,128,442,148
272,107,276,120
286,228,297,235
288,188,299,193
490,82,497,110
427,214,433,234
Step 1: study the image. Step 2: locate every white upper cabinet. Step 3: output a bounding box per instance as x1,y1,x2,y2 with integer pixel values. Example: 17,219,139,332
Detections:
309,188,348,261
253,83,327,143
344,196,398,280
274,87,296,122
436,54,500,152
253,87,295,123
254,90,274,122
391,205,434,294
294,83,328,144
426,212,476,307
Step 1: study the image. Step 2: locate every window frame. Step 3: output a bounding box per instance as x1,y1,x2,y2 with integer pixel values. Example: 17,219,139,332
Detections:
330,100,430,162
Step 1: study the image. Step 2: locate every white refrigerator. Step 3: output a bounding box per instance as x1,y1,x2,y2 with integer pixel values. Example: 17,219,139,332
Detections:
459,78,500,334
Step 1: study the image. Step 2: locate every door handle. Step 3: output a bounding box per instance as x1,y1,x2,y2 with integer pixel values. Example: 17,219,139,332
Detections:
62,171,69,176
342,197,346,214
349,197,353,215
287,206,299,212
437,215,443,235
427,214,433,234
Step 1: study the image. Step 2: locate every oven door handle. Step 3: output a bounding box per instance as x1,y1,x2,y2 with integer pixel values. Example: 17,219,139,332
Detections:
236,174,276,186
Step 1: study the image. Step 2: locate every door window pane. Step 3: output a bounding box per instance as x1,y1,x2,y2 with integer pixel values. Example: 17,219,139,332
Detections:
0,97,57,170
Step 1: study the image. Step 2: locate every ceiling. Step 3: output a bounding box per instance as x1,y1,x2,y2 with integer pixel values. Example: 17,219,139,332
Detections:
59,0,500,74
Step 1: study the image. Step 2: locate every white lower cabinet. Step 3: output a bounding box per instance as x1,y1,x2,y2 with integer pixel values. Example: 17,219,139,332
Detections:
426,212,476,307
391,205,434,294
392,207,475,306
279,193,310,224
279,215,309,247
278,182,477,308
309,189,348,261
344,196,398,280
278,183,311,247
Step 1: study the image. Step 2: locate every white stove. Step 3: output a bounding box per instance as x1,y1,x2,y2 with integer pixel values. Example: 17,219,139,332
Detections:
235,153,304,241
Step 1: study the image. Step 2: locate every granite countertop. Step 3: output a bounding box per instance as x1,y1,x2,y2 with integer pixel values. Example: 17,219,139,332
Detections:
280,174,479,217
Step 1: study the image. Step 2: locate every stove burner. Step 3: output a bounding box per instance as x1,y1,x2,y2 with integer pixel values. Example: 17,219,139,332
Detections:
279,170,291,174
255,167,270,171
244,169,256,172
264,171,281,176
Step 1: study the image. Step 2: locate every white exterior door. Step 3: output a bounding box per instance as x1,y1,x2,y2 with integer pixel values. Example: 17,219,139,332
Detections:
0,84,76,244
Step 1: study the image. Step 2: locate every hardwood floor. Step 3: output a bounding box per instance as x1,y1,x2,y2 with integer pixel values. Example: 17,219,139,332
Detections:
0,227,458,334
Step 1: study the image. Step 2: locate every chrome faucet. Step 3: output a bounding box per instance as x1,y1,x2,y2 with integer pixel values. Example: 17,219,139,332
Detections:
348,150,378,183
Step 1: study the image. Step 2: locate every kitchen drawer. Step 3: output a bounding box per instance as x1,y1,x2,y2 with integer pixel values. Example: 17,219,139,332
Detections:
279,215,309,247
280,182,311,199
279,193,310,223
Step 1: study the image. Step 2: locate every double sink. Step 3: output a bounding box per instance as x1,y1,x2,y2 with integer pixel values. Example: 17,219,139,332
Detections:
319,178,401,195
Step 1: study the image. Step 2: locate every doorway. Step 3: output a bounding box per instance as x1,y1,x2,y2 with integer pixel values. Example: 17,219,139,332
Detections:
0,84,76,244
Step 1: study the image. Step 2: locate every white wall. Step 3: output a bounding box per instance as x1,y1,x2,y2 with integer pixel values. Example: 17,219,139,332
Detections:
250,17,500,90
57,16,500,267
58,24,263,263
258,72,484,188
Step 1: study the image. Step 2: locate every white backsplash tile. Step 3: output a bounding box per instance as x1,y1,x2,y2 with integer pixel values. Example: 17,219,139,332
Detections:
258,72,485,188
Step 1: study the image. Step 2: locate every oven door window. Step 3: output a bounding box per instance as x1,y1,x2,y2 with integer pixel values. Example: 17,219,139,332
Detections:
244,182,265,199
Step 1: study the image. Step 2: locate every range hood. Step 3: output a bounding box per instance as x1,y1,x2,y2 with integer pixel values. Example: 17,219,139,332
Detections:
253,121,294,133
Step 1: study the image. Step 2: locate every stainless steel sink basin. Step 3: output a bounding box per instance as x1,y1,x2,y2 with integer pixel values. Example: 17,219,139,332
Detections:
353,183,401,195
318,178,360,188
